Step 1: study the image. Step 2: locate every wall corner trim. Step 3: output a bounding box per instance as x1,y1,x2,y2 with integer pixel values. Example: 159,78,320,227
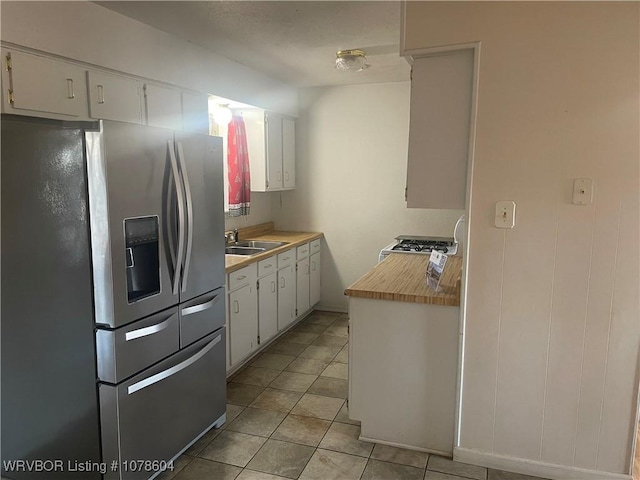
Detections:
453,447,631,480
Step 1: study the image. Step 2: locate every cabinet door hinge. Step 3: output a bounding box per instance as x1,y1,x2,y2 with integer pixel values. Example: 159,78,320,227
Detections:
404,187,408,201
257,335,261,345
256,280,260,290
266,179,269,188
5,53,12,71
295,264,298,272
410,66,413,82
7,90,15,105
295,309,298,316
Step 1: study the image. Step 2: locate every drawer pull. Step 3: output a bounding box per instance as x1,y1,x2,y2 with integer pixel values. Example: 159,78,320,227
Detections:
236,275,247,281
125,313,175,341
127,335,221,395
263,264,273,268
282,256,290,261
182,295,219,316
66,78,75,99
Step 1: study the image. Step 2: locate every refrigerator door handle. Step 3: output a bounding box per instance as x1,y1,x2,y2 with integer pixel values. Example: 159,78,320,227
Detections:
125,312,177,341
176,141,194,293
127,334,221,395
181,294,220,317
168,140,186,295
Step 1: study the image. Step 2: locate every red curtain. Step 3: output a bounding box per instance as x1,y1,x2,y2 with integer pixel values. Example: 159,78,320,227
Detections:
227,115,251,216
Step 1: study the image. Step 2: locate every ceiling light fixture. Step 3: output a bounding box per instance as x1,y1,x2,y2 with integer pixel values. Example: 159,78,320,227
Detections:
212,104,232,126
335,49,369,72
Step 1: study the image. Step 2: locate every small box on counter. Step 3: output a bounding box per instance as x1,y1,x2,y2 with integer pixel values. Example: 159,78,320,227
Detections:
426,251,447,292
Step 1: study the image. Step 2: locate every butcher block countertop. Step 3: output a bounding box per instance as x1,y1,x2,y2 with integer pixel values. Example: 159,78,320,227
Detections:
225,222,323,273
345,253,462,306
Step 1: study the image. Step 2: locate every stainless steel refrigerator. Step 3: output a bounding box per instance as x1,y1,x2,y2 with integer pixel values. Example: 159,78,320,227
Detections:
1,115,227,480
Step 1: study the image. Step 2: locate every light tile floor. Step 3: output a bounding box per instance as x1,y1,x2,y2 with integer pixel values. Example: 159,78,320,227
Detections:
161,310,549,480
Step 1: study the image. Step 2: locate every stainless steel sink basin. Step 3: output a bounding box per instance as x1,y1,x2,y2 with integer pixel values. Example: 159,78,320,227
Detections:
225,246,266,256
234,240,288,250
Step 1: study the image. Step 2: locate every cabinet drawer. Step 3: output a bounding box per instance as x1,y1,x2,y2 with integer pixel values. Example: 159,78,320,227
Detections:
310,239,321,255
228,263,257,291
297,243,310,260
277,249,295,269
96,307,180,384
258,256,277,277
180,288,225,348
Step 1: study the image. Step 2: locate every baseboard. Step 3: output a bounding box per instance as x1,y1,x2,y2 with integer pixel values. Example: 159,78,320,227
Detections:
454,447,631,480
358,435,451,458
314,303,348,314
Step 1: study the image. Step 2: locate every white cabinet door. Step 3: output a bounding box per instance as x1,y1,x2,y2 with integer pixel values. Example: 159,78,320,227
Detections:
282,117,296,189
87,71,142,124
277,265,296,331
182,91,210,134
266,112,283,190
4,51,88,118
296,257,310,318
258,272,278,345
310,251,321,307
406,49,474,209
229,283,258,366
144,83,182,130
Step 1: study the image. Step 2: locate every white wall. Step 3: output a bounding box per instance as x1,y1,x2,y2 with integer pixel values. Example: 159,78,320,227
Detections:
225,192,274,232
0,1,297,116
405,1,639,477
273,82,463,311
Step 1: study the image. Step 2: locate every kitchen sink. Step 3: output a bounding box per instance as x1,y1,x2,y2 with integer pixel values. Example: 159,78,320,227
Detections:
234,240,288,250
225,246,266,256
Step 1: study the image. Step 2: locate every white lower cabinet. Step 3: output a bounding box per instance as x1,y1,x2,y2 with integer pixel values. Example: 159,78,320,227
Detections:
257,257,278,346
227,264,257,367
310,251,321,307
296,243,311,318
296,256,310,318
277,265,296,331
225,240,322,374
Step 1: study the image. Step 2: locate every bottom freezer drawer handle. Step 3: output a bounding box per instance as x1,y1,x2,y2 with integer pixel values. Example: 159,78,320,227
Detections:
127,335,221,395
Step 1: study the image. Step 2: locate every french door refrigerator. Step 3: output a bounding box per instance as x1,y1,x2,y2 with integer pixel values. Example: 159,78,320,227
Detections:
1,115,227,480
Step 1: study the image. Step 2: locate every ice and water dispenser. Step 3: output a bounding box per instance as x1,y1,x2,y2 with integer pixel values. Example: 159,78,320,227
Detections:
124,216,160,303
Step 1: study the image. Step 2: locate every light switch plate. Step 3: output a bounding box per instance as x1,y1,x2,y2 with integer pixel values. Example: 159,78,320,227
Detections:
495,201,516,229
573,178,593,205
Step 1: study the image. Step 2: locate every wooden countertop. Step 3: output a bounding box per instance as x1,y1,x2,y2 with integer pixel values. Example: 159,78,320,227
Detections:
225,223,323,273
344,253,462,306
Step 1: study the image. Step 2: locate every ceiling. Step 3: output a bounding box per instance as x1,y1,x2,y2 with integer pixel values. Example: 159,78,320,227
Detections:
96,1,410,88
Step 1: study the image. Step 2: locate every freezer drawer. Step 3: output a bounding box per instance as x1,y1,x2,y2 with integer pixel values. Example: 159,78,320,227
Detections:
100,330,226,480
96,307,180,384
180,288,225,348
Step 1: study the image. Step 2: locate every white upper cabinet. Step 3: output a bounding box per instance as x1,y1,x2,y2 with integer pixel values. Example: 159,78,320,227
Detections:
406,49,474,210
240,109,296,192
87,71,143,124
282,116,296,189
182,91,210,134
2,51,88,118
2,50,211,132
144,83,182,131
266,112,284,190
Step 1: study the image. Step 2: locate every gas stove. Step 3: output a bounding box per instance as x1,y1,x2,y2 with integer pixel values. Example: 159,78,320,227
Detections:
378,235,458,262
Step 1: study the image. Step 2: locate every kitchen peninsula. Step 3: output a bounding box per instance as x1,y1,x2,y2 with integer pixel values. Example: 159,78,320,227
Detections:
345,254,462,455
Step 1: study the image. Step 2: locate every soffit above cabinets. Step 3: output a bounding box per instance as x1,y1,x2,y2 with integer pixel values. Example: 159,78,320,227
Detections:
95,1,411,88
